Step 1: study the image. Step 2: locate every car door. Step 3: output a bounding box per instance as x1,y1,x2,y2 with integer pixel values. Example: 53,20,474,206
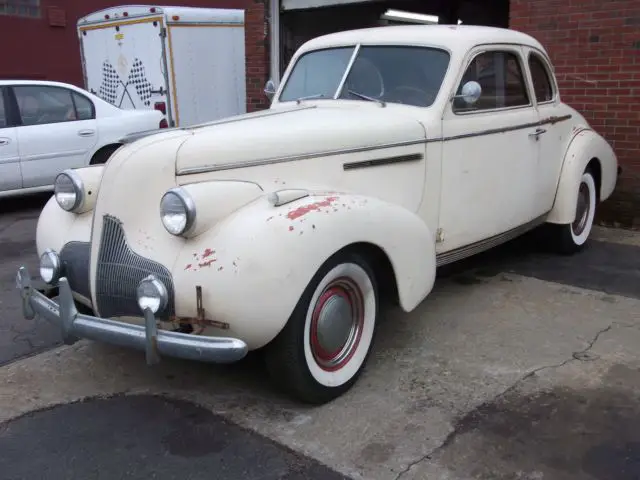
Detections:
438,45,540,252
524,48,576,215
0,86,22,193
12,84,98,188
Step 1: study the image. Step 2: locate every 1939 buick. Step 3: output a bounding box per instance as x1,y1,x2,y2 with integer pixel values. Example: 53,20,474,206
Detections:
17,25,618,404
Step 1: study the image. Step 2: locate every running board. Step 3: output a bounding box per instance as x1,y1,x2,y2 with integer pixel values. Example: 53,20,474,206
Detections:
435,213,549,267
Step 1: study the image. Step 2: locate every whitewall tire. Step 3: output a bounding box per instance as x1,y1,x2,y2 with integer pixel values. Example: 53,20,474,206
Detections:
265,251,379,404
548,169,597,254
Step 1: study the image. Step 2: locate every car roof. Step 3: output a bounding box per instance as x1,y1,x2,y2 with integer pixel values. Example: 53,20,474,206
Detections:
298,24,546,55
0,79,84,89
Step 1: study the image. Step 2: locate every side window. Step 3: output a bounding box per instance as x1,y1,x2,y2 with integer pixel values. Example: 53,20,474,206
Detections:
454,50,530,113
72,92,95,120
14,85,78,126
528,53,554,103
0,90,7,128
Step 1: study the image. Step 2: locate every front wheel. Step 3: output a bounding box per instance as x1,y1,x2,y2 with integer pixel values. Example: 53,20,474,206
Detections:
546,169,597,254
265,251,379,404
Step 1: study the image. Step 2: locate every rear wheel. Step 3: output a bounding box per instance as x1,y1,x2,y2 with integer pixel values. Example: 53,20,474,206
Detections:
265,251,379,404
547,169,597,254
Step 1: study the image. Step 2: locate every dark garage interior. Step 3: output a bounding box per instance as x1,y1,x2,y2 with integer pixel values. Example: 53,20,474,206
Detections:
279,0,510,73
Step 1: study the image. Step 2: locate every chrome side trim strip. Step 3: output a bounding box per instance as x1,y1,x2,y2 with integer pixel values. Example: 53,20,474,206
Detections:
177,138,427,175
435,212,549,267
176,113,572,177
343,153,423,170
442,114,572,142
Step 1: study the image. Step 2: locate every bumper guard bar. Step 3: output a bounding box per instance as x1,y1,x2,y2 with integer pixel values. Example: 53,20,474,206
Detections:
16,266,248,365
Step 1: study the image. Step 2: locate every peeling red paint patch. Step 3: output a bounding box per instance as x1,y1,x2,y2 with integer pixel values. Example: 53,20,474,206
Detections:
287,196,338,220
202,248,215,258
185,264,192,271
198,259,217,268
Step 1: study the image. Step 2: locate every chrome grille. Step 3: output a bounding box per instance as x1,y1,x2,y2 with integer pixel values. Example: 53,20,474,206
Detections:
95,215,175,319
60,241,91,301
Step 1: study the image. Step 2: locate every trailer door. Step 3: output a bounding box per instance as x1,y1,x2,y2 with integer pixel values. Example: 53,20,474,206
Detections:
79,17,171,124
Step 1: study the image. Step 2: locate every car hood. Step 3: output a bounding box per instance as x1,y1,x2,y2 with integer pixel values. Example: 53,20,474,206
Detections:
175,103,427,174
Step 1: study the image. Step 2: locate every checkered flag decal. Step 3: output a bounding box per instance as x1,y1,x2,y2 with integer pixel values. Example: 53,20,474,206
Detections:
127,58,154,107
98,60,119,105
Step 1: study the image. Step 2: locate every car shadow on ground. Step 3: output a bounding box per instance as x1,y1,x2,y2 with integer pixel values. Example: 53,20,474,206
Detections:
0,192,51,215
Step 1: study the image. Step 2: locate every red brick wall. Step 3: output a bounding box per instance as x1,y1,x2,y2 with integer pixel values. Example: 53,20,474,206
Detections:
0,0,269,113
510,0,640,228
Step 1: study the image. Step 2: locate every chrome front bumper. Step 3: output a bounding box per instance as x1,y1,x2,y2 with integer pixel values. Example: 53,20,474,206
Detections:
16,266,248,365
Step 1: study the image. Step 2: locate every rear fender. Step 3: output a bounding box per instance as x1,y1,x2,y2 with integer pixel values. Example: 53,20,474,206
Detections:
547,128,618,225
172,193,436,349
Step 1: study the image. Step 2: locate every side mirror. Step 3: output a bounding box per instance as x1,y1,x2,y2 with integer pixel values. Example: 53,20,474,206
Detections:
453,80,482,105
264,79,276,101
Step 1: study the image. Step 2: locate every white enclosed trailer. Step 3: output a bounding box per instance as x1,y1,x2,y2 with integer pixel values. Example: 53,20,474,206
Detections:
77,5,247,128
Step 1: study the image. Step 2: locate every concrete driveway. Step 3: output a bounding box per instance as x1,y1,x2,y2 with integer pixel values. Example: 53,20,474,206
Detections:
1,194,639,480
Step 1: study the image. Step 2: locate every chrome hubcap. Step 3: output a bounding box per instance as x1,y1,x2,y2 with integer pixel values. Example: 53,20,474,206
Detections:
572,182,591,236
310,278,364,371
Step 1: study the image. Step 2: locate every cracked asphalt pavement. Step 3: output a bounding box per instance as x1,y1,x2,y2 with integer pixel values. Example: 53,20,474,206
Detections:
1,193,639,480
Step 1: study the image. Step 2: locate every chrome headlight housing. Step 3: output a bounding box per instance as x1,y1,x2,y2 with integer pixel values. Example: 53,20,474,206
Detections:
54,169,84,212
160,187,196,236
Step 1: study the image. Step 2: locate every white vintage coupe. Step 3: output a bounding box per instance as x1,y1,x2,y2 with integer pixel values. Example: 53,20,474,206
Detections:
17,25,618,404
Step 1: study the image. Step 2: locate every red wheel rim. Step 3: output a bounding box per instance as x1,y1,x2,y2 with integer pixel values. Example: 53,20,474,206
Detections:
309,276,365,372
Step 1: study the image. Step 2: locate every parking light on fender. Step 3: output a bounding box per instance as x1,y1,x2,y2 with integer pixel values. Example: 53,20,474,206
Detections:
160,187,196,236
39,249,61,285
136,275,169,314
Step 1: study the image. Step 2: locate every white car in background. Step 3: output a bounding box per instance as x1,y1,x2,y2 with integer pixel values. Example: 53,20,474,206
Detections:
0,80,165,198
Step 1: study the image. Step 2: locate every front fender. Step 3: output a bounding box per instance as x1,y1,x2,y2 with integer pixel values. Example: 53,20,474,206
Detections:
36,196,93,258
172,193,436,349
547,128,618,225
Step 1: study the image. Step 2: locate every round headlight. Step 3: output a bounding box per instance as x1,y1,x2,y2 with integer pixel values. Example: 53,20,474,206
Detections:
160,187,196,236
136,275,169,314
39,249,61,284
54,170,84,212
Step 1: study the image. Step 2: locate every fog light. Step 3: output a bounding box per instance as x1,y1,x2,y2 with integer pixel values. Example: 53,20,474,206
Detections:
39,249,61,284
136,275,168,314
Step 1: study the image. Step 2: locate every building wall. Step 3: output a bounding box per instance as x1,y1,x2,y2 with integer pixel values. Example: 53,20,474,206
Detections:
510,0,640,228
0,0,270,112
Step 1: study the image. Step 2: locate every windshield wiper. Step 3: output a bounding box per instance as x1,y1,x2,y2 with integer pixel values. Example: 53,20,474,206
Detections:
347,89,386,107
295,93,327,104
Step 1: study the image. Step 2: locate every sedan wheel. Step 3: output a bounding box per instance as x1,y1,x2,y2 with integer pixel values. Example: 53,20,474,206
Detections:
265,252,378,404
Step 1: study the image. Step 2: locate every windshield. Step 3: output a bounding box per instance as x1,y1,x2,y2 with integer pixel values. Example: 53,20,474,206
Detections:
278,45,450,107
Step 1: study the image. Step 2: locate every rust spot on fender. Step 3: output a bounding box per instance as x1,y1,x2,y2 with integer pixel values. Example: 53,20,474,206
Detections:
287,196,339,220
198,259,217,268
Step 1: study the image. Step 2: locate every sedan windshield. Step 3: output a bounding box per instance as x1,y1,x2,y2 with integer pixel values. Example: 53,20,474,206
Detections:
278,45,450,108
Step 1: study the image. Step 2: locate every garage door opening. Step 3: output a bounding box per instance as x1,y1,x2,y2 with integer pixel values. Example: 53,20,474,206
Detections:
274,0,509,85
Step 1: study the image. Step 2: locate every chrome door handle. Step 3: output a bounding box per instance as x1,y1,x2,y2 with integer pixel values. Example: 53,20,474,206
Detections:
529,127,547,140
78,129,96,137
0,137,10,146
